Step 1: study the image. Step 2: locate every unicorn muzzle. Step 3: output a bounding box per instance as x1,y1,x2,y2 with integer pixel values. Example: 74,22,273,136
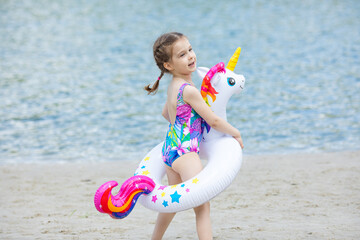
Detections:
239,75,245,89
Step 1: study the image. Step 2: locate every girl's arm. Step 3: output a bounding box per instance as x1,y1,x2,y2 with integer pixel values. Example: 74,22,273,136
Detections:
183,86,244,148
162,102,170,122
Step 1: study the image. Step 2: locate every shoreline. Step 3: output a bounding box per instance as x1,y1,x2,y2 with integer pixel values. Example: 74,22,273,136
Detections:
1,148,358,165
1,151,359,239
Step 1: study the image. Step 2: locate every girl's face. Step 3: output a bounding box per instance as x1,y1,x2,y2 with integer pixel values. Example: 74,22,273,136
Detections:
165,37,197,77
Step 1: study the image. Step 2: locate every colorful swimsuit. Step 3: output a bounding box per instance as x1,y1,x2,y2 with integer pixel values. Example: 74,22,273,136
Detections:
162,83,207,167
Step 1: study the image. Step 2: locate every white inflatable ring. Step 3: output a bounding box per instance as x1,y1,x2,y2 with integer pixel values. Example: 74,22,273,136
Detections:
136,137,242,212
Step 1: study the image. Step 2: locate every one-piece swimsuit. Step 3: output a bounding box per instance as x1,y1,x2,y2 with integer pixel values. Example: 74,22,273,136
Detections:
162,83,207,167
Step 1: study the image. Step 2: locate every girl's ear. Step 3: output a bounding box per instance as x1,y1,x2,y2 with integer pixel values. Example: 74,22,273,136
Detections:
163,62,173,72
196,67,209,80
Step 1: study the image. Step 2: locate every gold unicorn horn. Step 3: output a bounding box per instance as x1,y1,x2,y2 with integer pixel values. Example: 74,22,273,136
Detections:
226,47,241,71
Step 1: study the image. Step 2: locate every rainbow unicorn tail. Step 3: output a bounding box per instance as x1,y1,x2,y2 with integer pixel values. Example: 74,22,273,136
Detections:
94,175,155,219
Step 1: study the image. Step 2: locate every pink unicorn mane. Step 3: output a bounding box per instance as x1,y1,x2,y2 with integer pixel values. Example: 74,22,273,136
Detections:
200,62,226,106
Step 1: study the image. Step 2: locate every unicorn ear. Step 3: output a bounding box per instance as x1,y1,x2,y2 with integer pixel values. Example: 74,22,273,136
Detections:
197,67,209,80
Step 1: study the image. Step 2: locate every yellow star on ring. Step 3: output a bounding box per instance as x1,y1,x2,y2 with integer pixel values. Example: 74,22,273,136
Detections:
142,170,150,175
144,157,150,161
161,192,166,197
171,184,177,189
192,178,199,184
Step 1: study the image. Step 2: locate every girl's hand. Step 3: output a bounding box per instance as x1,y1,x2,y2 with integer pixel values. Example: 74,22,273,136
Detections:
233,135,244,149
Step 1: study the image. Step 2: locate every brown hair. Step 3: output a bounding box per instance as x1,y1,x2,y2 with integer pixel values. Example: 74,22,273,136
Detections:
144,32,185,95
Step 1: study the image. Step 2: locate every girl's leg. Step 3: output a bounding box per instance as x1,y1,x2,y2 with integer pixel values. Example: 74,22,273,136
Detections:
151,212,175,240
172,153,213,240
194,202,212,240
151,165,182,240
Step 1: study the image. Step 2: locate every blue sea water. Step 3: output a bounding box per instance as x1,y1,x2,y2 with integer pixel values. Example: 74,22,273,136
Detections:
0,0,359,163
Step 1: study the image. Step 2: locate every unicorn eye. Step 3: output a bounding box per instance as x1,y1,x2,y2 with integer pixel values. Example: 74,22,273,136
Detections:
227,77,236,86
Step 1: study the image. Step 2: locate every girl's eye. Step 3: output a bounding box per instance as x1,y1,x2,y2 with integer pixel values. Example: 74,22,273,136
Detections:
189,48,192,52
227,77,236,86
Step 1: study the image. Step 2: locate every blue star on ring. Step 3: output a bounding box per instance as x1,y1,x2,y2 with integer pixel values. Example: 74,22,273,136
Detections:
170,191,182,203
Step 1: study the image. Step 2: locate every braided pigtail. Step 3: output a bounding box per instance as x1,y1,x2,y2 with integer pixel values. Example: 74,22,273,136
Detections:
144,72,164,95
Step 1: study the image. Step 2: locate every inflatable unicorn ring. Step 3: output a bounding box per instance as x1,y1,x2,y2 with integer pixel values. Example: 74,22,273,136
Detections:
94,47,245,219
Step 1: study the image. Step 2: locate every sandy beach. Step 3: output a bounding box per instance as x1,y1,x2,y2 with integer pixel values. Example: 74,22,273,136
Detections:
1,151,359,239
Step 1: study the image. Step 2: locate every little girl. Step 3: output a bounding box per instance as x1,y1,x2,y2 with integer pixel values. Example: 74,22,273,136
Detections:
145,32,244,240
